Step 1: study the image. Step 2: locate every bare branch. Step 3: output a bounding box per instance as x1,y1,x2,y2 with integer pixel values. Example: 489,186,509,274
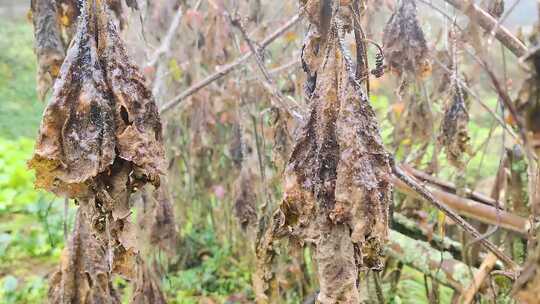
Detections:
443,0,527,57
159,13,302,114
229,14,306,122
392,164,520,270
392,168,529,235
460,252,498,304
146,7,183,68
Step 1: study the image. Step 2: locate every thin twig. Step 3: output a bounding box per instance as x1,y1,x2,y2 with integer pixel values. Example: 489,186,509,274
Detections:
430,54,520,143
442,0,527,57
159,13,302,114
372,272,385,304
146,7,184,68
392,163,520,270
244,58,301,81
460,252,498,304
228,13,306,123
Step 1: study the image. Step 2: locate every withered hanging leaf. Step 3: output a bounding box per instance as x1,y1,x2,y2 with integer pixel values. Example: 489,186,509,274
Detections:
258,3,392,302
268,107,293,171
393,93,434,148
30,2,167,303
29,0,165,199
438,83,471,170
29,2,115,198
382,0,431,78
149,181,177,255
233,167,258,231
49,211,120,304
31,0,66,101
131,261,167,304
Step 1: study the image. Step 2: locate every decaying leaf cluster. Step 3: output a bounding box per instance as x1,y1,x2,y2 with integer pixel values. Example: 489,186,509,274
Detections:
49,211,120,303
382,0,431,79
438,82,471,170
31,0,128,100
29,1,167,302
257,1,393,303
31,0,68,100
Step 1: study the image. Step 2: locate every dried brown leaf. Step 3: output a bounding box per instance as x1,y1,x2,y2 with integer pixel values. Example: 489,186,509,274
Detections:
31,0,66,100
233,167,258,230
438,83,471,170
149,181,177,254
256,3,392,302
29,1,164,199
382,0,431,78
30,2,168,303
48,211,120,304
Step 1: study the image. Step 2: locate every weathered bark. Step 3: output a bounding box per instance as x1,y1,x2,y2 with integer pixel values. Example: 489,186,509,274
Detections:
391,174,529,235
387,230,476,292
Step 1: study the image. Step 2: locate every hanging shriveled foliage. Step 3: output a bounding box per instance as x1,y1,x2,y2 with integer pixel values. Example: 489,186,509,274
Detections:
48,210,121,303
31,0,66,100
438,82,471,170
234,167,258,231
29,0,164,199
512,46,540,304
28,0,166,302
31,0,128,101
256,1,393,302
382,0,430,78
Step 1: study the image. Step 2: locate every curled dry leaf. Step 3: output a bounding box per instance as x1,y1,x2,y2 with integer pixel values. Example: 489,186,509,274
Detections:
131,261,167,304
382,0,431,78
29,0,164,200
233,167,258,231
49,211,120,304
486,0,505,19
438,83,471,170
31,0,66,100
256,2,392,303
149,181,177,255
29,1,166,303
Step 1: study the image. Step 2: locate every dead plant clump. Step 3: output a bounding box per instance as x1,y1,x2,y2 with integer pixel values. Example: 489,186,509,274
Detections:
382,0,431,79
29,1,167,302
256,1,392,303
438,82,471,170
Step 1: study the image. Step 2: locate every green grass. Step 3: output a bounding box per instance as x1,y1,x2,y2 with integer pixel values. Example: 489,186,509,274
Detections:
0,19,45,139
0,137,67,304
